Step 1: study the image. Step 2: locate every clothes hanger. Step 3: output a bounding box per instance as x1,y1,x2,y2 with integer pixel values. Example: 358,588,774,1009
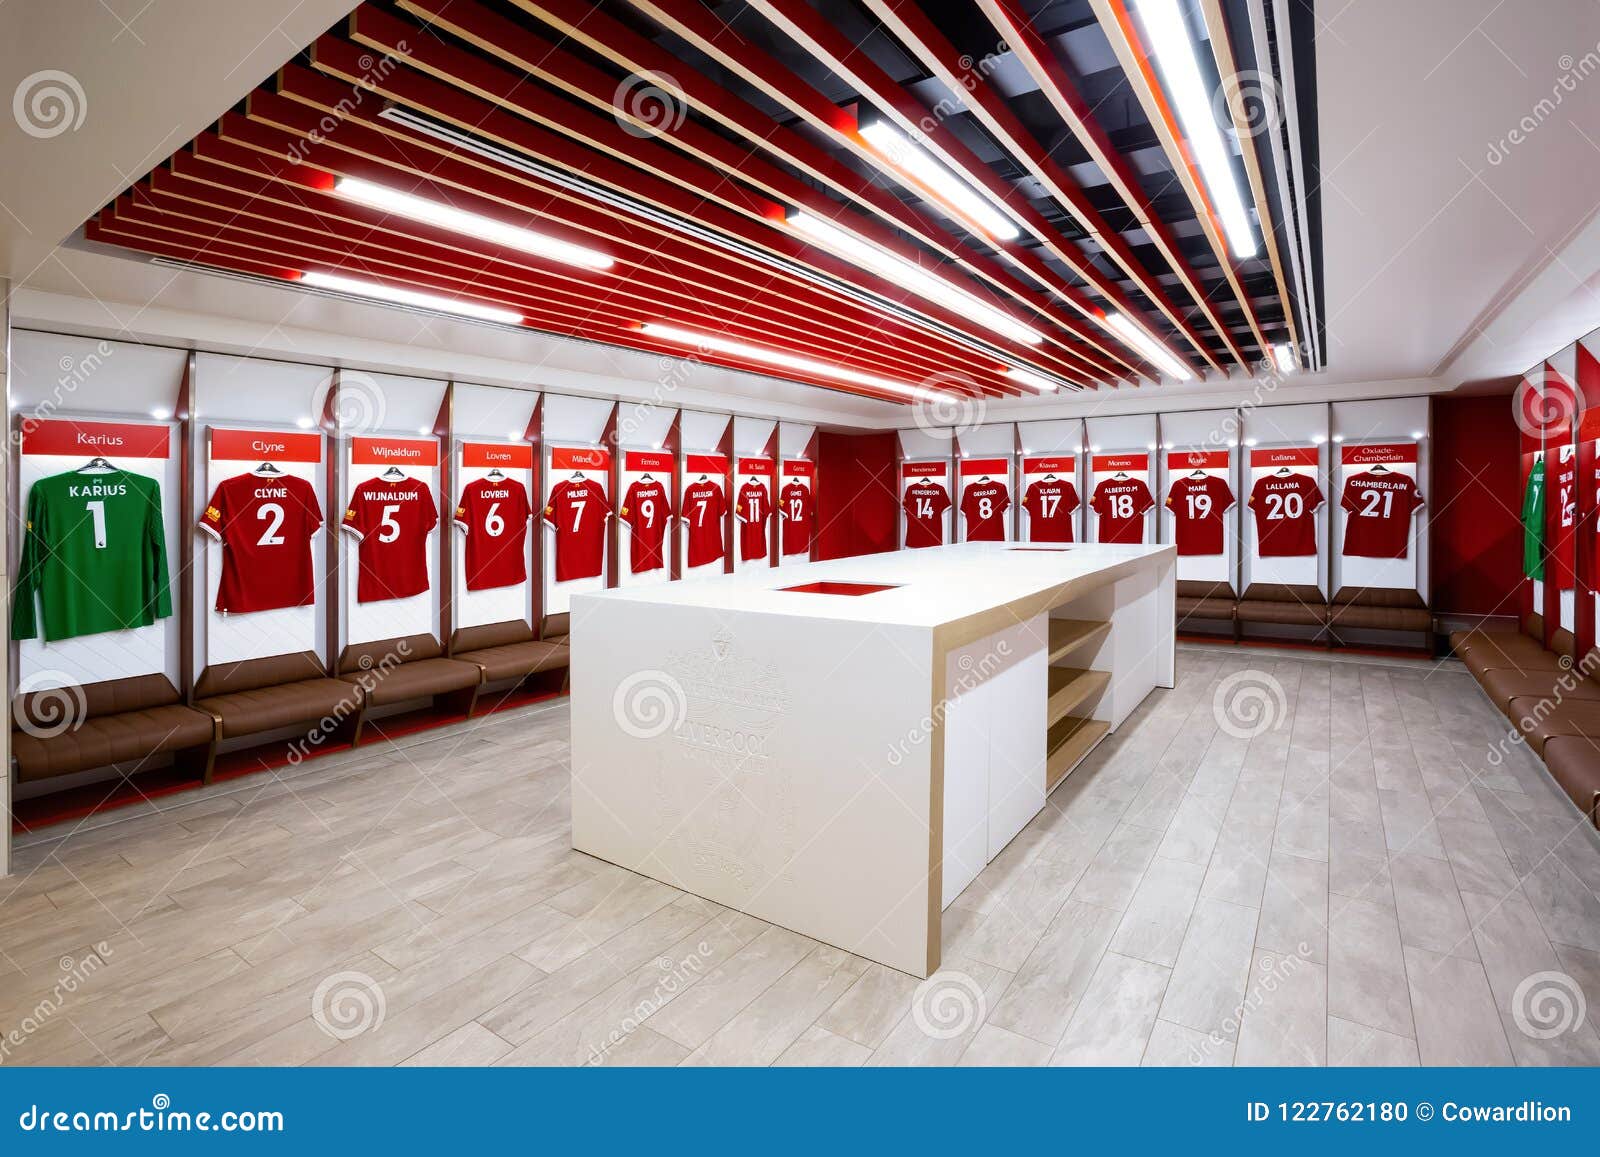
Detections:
485,467,505,481
380,465,406,480
1276,466,1293,476
1114,471,1128,480
1189,468,1206,478
252,461,283,476
1044,472,1057,482
1369,463,1389,474
77,457,116,473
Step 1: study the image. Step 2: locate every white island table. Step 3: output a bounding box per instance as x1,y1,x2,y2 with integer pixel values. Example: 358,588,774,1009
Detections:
569,542,1175,977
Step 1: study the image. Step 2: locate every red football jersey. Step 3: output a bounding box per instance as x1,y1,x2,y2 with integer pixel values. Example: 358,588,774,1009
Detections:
960,480,1010,542
736,480,772,562
453,476,531,590
1023,479,1080,543
620,478,671,573
780,481,813,555
199,472,323,613
1249,472,1324,557
1165,475,1235,556
543,477,610,582
1091,477,1154,544
1550,454,1577,590
902,480,952,548
340,475,437,602
1340,471,1424,559
682,480,727,568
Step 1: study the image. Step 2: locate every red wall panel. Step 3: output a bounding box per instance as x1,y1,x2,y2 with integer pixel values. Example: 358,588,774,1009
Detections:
1430,393,1522,616
816,431,900,559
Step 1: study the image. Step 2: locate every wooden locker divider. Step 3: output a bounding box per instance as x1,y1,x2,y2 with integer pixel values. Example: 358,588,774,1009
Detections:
1577,346,1600,658
322,369,344,673
176,353,197,703
601,404,620,590
1543,361,1574,650
666,413,683,581
434,384,454,650
718,418,735,573
525,395,545,638
761,423,780,566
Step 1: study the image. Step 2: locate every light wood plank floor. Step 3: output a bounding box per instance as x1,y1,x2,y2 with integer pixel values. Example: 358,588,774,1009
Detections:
4,646,1600,1066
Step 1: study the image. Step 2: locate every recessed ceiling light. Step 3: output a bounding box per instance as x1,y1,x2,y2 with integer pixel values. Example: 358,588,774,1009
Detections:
1104,312,1193,381
299,271,523,325
150,407,171,420
641,321,958,403
1133,0,1259,260
1311,433,1326,444
857,118,1021,243
1272,343,1295,372
1410,430,1425,440
333,176,613,270
1006,367,1058,392
787,210,1042,345
1332,434,1345,443
1244,437,1258,446
295,416,315,429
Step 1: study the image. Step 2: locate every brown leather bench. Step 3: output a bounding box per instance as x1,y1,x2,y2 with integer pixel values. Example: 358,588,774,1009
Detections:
452,620,569,683
541,611,570,648
1328,586,1431,633
339,633,482,710
194,651,365,748
1175,580,1235,624
10,673,215,784
1540,737,1600,825
1237,582,1328,629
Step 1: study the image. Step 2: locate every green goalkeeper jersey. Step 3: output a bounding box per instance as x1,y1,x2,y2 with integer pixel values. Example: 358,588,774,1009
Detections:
1522,456,1545,581
11,469,173,642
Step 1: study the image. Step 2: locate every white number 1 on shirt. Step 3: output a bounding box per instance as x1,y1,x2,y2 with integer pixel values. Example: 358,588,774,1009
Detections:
86,499,107,549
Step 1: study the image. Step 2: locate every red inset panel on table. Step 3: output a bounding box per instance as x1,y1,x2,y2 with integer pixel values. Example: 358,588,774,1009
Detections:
777,581,900,596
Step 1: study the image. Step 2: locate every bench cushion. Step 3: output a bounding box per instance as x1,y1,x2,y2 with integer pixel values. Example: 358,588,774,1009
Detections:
1463,641,1568,680
1328,603,1431,632
1237,599,1327,627
11,704,214,782
1540,737,1600,824
196,678,363,740
1177,596,1234,623
352,657,480,706
1507,696,1600,754
455,640,569,683
1480,669,1600,714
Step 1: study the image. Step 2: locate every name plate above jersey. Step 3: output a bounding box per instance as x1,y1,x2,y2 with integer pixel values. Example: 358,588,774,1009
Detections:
210,427,322,463
959,457,1010,477
625,450,674,472
1339,442,1417,466
737,457,775,476
902,460,948,479
461,441,533,469
352,436,440,466
22,418,170,458
1250,446,1319,468
1023,456,1076,474
1092,453,1148,473
551,445,610,472
782,459,815,479
1168,449,1230,470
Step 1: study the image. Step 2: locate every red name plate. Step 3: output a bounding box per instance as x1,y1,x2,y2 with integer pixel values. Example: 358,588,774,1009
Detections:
1092,453,1148,472
1168,449,1230,470
550,445,610,471
737,456,775,475
1250,446,1319,468
1340,442,1418,466
352,436,439,466
625,450,675,472
902,460,948,479
211,428,322,463
685,453,728,474
461,441,533,469
783,459,815,479
22,418,170,459
960,457,1010,477
1023,456,1076,474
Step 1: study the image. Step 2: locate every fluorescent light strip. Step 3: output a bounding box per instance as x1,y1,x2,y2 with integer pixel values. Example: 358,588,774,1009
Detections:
1104,312,1193,381
333,176,614,271
300,271,524,325
858,120,1021,243
788,211,1042,346
1133,0,1258,260
1006,367,1059,392
1272,342,1295,372
641,322,956,403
